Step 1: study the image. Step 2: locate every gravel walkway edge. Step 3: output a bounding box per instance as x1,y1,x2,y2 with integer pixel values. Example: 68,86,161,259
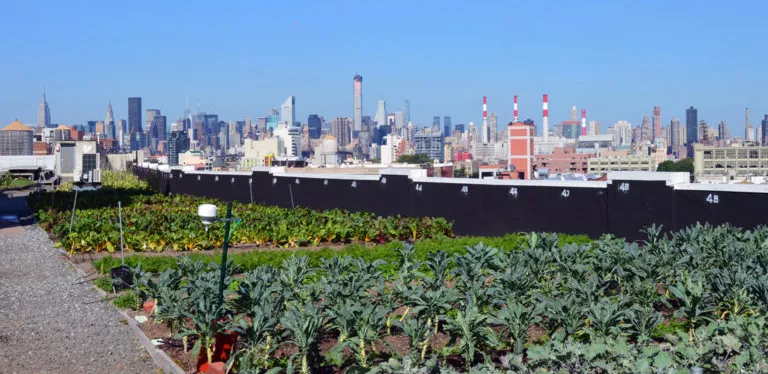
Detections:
67,249,185,374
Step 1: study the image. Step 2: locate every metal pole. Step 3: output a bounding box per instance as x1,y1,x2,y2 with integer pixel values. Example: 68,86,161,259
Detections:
118,201,125,265
69,189,79,236
288,184,295,209
215,201,233,319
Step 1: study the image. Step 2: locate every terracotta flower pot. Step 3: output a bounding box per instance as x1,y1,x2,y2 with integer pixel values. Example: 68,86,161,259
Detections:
142,299,155,314
196,323,238,373
208,362,226,374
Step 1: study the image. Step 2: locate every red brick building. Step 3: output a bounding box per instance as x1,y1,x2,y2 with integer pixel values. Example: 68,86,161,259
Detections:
507,122,535,179
534,147,596,175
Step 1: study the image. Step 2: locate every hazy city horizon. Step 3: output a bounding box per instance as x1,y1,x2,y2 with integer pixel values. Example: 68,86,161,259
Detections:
2,1,767,130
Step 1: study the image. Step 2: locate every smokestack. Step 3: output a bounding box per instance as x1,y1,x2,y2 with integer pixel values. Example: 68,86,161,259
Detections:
543,94,549,141
513,95,518,123
482,96,488,144
581,109,587,136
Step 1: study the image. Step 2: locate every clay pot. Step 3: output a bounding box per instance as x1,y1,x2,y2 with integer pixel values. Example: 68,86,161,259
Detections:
142,299,155,314
196,324,238,373
208,362,226,374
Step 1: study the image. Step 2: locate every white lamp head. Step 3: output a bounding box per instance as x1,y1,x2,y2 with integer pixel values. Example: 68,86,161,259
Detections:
197,204,218,231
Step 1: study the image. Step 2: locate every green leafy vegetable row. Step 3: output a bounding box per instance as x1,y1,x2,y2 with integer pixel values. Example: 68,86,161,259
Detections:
119,224,768,373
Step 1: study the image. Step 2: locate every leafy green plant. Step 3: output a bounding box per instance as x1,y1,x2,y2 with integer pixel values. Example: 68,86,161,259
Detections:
281,303,325,374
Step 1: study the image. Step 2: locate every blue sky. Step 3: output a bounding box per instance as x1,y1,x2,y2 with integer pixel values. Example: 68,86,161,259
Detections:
1,0,767,135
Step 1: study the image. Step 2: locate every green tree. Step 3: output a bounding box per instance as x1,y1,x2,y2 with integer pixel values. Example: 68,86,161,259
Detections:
453,168,467,177
396,154,432,164
656,158,693,172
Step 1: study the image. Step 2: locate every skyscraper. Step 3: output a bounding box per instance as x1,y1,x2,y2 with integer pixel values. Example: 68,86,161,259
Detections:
128,97,142,150
762,115,768,145
37,92,51,128
332,117,351,147
353,75,363,132
640,115,652,142
571,105,578,122
718,121,729,140
432,116,440,130
489,113,497,142
308,114,322,139
404,99,410,125
588,120,600,135
394,111,404,129
374,100,387,127
685,106,698,146
612,120,632,146
281,96,295,126
146,109,161,151
105,102,115,139
443,116,452,136
670,117,682,147
653,106,661,140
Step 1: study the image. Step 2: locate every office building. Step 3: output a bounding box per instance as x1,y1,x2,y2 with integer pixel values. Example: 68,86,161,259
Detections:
686,106,698,146
394,111,404,128
104,102,115,139
443,116,452,137
640,115,652,143
718,121,729,141
693,143,768,179
167,130,189,166
374,100,387,127
489,113,497,142
353,75,363,132
588,120,600,136
610,120,632,146
762,115,768,146
128,97,142,150
37,92,51,128
653,106,661,140
670,117,682,147
432,116,440,130
588,154,655,173
404,99,410,125
0,120,33,155
308,114,322,139
146,109,160,135
332,117,351,147
240,138,285,168
381,134,403,165
455,123,465,134
281,96,295,126
414,133,444,162
274,123,301,157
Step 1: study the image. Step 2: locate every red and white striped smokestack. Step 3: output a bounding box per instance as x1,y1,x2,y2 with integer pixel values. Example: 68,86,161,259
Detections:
542,94,549,141
483,96,487,120
513,95,518,122
481,96,489,144
581,109,587,136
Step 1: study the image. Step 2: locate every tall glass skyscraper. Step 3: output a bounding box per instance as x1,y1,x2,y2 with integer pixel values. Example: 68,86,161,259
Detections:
685,106,697,146
443,116,452,136
128,97,142,150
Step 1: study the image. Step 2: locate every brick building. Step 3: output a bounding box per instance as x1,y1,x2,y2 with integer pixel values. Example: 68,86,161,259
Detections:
507,121,535,179
535,147,596,175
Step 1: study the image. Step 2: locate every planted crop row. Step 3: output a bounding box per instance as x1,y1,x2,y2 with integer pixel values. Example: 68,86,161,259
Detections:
32,190,453,253
122,224,768,373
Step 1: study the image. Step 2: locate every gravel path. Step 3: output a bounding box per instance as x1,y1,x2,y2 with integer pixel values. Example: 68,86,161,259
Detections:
0,224,160,373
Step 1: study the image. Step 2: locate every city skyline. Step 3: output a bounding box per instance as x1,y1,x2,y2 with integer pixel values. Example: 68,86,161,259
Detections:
2,1,767,129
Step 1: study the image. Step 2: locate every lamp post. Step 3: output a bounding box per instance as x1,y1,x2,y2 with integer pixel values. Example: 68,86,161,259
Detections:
198,201,241,318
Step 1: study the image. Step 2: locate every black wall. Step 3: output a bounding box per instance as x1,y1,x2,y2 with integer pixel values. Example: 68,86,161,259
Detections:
133,167,768,240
